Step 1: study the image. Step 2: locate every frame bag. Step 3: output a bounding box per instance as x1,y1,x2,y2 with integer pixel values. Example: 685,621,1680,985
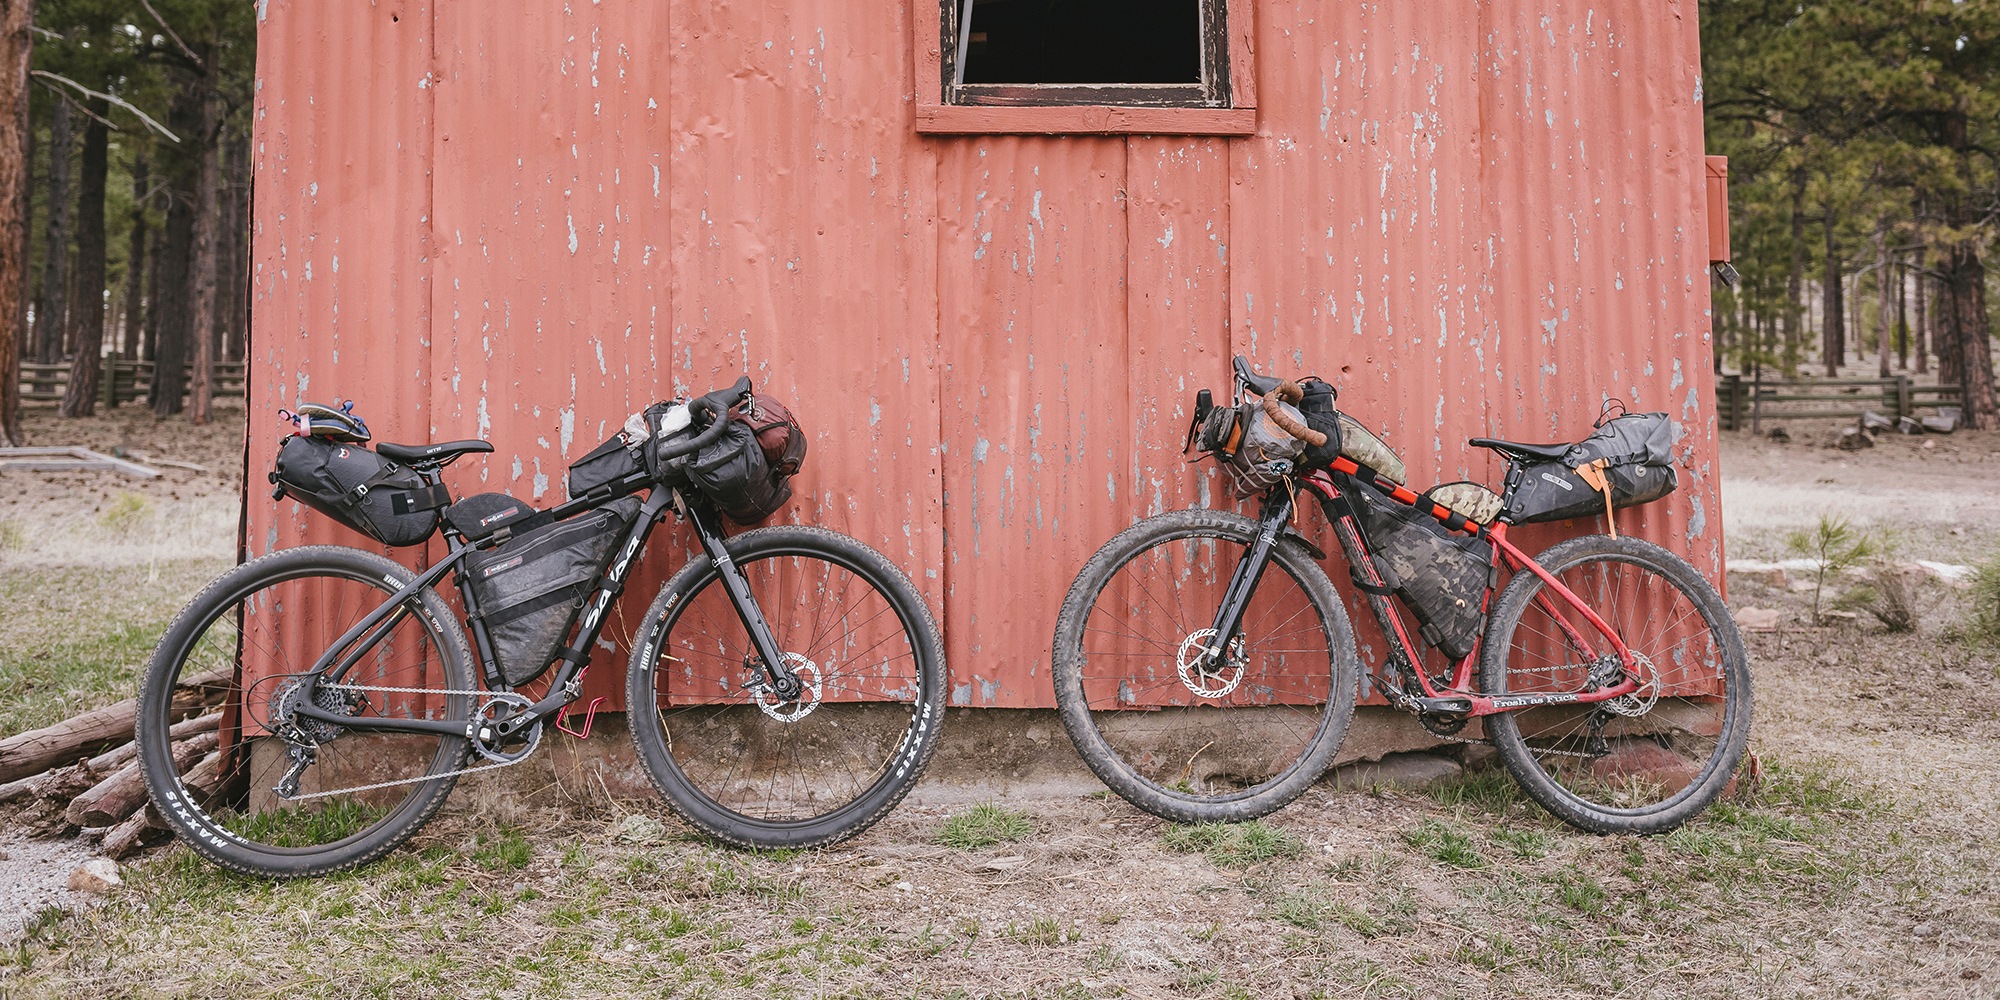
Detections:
1350,484,1491,660
1502,412,1677,525
462,498,641,686
270,435,439,547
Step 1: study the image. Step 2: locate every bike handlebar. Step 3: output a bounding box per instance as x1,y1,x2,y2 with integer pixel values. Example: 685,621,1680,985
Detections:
1233,355,1328,448
655,375,753,463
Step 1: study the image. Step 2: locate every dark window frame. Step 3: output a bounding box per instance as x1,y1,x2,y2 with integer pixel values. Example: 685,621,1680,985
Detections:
913,0,1257,136
944,0,1231,109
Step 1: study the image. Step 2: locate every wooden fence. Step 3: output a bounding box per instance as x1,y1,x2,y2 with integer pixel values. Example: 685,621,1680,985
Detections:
19,360,247,409
1717,374,1961,431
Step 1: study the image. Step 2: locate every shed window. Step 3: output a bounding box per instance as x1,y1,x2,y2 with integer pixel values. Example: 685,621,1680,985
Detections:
946,0,1229,108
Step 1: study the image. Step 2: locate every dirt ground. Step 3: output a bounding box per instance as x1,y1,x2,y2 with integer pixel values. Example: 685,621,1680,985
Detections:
1,405,1998,998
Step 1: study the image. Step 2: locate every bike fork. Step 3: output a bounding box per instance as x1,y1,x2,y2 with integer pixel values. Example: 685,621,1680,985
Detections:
688,505,802,701
1198,491,1296,671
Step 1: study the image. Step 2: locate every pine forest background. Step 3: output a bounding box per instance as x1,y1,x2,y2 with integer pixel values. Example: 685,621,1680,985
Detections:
0,0,1996,446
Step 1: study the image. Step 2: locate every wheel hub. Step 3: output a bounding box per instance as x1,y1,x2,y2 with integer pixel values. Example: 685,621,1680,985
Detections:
752,653,823,722
1175,628,1247,699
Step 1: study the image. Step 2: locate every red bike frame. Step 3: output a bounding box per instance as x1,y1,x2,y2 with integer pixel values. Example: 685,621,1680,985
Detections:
1299,459,1641,719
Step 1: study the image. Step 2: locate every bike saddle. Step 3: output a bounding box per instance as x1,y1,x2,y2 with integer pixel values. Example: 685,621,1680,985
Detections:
376,439,495,466
1467,437,1571,462
1231,355,1282,397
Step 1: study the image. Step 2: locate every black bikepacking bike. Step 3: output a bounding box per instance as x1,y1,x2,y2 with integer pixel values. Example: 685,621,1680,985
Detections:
1052,356,1750,833
136,377,946,877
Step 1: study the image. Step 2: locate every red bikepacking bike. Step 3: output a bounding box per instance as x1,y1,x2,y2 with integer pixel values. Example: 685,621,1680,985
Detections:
1052,356,1750,833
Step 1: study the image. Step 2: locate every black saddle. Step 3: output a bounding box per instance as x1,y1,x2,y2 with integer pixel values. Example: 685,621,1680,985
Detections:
376,439,494,467
1468,437,1571,462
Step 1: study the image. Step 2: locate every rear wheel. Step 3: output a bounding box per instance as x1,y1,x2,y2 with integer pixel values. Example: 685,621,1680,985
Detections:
137,546,474,877
1051,508,1360,823
1480,534,1751,834
626,526,946,848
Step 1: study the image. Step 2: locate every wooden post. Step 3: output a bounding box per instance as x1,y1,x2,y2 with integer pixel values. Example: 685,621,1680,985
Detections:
1720,374,1741,431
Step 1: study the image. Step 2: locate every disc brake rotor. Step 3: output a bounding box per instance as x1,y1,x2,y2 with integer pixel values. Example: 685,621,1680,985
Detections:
754,653,823,722
1602,651,1662,717
1175,628,1247,699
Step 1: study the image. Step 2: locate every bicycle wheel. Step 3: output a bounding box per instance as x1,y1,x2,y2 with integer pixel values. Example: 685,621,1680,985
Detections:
1051,508,1360,823
1480,534,1751,834
137,546,475,877
626,526,946,848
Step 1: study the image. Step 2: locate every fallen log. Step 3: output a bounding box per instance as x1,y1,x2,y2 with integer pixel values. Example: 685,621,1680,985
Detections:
180,748,228,801
80,711,223,775
0,668,230,784
101,804,170,860
67,731,219,827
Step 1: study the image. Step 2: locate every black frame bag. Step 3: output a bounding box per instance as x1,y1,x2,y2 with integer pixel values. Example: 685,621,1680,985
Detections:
1347,482,1492,660
461,498,640,686
270,435,438,547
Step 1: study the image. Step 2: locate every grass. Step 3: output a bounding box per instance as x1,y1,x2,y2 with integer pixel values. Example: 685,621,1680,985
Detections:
1160,820,1306,867
935,804,1034,850
0,560,224,739
1964,549,2000,649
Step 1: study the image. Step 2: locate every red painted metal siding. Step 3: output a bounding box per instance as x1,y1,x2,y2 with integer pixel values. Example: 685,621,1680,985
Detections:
248,0,1721,709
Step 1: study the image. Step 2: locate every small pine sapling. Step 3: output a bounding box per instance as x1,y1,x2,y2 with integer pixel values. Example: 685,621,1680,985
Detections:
1785,516,1874,625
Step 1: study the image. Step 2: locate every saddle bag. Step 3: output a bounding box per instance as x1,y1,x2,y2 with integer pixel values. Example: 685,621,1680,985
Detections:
1350,484,1492,661
270,435,439,547
1501,412,1678,525
461,498,641,686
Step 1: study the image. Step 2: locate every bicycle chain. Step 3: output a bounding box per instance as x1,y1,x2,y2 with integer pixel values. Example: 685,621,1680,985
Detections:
279,683,540,801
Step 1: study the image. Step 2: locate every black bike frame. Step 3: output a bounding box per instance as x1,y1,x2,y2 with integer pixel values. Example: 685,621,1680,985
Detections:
289,467,797,743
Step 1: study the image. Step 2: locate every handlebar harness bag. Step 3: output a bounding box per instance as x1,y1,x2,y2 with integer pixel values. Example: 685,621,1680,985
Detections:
270,435,439,547
1501,413,1677,525
688,416,794,525
461,497,640,686
733,394,808,476
1348,483,1491,661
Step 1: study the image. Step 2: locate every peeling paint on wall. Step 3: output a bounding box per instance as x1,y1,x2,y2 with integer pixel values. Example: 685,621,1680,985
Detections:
249,0,1721,709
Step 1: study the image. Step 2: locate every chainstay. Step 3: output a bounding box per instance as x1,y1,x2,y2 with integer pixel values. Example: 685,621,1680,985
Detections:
281,682,536,800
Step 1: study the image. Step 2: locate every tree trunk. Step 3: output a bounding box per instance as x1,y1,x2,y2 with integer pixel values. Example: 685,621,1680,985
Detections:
1822,213,1843,378
1874,222,1891,379
0,0,32,447
142,223,163,361
218,129,249,363
1786,170,1806,364
1895,259,1908,372
149,189,193,415
119,157,148,367
36,95,71,364
186,47,222,427
59,101,109,417
1939,244,1996,430
1913,248,1929,375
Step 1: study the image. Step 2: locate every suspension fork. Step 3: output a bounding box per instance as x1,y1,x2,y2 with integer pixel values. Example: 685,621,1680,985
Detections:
686,503,803,701
1197,490,1297,671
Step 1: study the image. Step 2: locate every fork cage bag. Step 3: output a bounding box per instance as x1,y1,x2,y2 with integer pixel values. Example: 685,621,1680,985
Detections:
271,435,438,547
1349,483,1491,661
462,498,641,686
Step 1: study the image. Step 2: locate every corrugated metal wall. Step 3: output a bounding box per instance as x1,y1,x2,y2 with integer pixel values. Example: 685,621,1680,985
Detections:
247,0,1720,709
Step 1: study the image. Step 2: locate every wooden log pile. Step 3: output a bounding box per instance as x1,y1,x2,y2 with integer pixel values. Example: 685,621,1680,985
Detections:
0,669,232,859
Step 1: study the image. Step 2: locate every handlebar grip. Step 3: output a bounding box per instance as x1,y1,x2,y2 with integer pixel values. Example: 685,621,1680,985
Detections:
689,375,755,422
655,408,734,462
1262,385,1327,447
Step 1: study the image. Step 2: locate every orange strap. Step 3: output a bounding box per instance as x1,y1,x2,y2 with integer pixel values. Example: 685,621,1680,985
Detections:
1574,459,1616,538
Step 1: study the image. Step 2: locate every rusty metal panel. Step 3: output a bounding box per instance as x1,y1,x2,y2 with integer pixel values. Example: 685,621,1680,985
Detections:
427,2,679,702
936,138,1129,706
248,0,1727,712
246,1,434,561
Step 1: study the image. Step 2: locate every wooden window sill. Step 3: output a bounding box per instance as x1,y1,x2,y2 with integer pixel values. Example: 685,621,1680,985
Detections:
915,104,1256,136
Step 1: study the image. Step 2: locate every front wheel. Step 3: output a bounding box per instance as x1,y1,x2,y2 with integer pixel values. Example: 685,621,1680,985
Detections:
1051,508,1360,823
626,526,946,848
1481,534,1751,834
137,546,475,878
